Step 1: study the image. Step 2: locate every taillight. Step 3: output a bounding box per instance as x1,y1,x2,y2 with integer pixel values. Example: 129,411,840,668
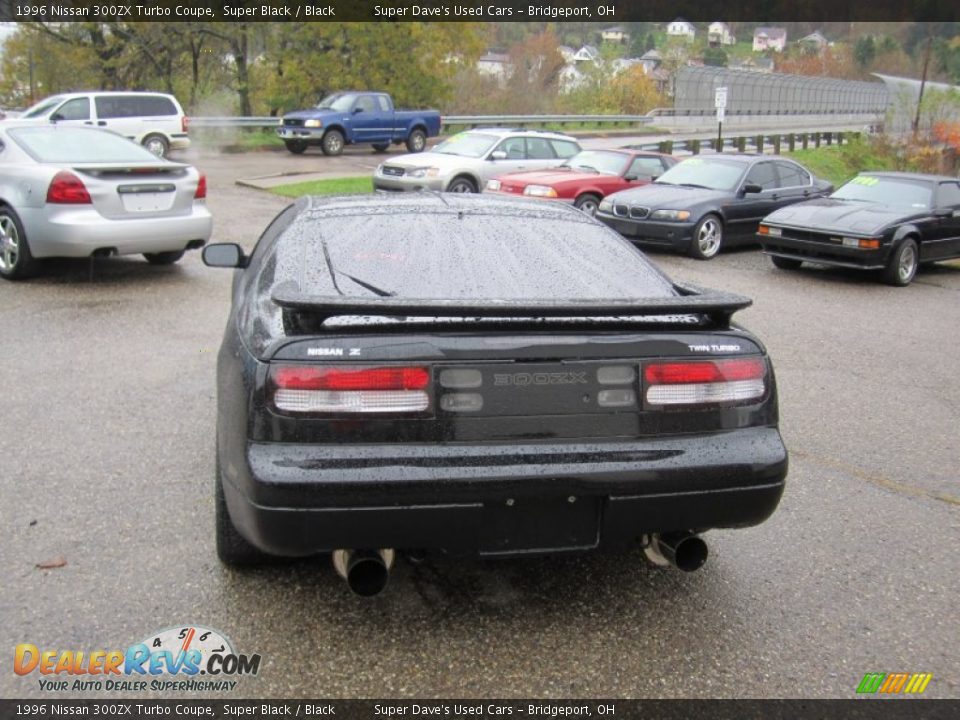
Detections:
182,116,190,133
270,365,430,414
46,171,92,204
194,174,207,199
644,358,766,407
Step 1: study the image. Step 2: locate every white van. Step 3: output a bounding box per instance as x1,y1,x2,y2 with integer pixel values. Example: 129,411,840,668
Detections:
13,92,189,157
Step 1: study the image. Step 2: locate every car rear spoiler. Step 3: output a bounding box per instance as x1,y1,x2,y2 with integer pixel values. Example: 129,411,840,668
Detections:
272,281,752,330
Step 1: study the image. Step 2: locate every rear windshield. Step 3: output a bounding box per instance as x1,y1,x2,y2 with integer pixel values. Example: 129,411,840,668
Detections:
8,126,163,163
266,209,675,302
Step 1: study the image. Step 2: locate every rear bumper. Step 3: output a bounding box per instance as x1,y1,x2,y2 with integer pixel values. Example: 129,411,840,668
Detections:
220,427,788,557
760,234,891,270
20,205,212,258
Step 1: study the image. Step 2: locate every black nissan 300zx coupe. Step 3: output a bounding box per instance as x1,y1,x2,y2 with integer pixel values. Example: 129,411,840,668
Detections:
204,194,787,595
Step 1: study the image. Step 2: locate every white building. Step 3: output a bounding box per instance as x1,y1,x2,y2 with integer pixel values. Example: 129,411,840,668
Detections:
666,20,696,41
708,22,735,47
753,27,787,53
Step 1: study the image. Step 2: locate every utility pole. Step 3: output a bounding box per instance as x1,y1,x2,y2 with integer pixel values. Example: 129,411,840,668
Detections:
913,29,934,135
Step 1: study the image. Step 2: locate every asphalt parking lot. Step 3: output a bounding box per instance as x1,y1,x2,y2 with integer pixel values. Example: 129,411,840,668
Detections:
1,141,958,700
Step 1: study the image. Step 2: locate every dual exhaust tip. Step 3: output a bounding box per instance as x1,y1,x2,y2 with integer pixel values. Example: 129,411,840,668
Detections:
334,534,707,597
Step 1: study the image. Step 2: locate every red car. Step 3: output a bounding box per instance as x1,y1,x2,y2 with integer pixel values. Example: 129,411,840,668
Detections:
484,149,677,215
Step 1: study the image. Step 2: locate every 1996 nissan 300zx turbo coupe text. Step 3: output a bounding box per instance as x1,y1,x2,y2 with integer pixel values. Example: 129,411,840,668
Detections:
204,194,787,595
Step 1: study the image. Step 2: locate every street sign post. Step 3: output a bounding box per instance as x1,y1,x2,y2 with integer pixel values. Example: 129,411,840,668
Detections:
715,86,728,151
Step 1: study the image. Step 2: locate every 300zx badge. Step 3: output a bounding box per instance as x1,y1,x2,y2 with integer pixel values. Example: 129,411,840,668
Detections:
493,372,588,386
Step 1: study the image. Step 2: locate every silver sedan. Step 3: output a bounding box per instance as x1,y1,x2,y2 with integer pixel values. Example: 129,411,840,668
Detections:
0,124,212,279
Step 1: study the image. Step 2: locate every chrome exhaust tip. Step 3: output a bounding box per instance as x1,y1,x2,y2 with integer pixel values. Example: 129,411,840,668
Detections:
644,532,708,572
332,549,395,597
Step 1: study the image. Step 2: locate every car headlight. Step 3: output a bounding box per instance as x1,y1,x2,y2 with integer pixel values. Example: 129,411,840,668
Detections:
649,209,691,221
523,185,558,198
598,199,613,213
304,119,322,128
407,167,440,179
486,179,501,191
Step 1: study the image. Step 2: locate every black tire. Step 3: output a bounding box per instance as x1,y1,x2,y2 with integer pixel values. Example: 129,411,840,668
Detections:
143,250,185,265
321,129,345,156
0,205,39,280
216,458,270,567
770,255,802,270
882,237,919,286
142,134,170,158
372,142,390,153
406,128,427,153
574,193,602,216
284,140,307,155
446,176,478,193
688,214,724,260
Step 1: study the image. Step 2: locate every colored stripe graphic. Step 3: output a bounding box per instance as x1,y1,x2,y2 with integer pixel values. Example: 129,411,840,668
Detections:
857,672,932,694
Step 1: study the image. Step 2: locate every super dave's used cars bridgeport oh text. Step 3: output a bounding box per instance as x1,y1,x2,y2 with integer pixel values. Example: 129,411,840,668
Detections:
202,193,787,596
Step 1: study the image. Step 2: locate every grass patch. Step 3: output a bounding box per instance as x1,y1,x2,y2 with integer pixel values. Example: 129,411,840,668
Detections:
269,176,373,198
786,137,904,187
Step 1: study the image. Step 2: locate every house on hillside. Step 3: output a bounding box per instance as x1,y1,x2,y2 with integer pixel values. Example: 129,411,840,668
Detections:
639,49,662,74
572,45,601,63
601,26,630,44
708,22,735,47
558,46,576,63
477,52,511,83
753,27,787,52
667,19,696,41
798,31,829,53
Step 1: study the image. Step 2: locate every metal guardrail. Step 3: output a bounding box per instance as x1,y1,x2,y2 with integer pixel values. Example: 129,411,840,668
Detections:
629,130,866,156
188,114,656,130
648,107,886,117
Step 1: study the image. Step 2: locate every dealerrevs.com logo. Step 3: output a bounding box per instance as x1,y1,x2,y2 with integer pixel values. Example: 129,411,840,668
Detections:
14,625,261,693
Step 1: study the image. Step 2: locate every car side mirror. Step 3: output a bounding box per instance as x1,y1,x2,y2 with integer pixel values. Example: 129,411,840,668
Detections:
490,150,507,161
933,207,954,218
50,113,63,123
203,243,248,268
624,174,638,182
740,183,763,196
353,107,364,114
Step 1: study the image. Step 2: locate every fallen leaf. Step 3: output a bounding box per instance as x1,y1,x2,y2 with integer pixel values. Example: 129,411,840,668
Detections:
36,556,67,570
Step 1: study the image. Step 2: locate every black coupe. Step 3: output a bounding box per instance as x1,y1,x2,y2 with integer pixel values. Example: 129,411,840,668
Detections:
595,154,832,259
203,194,786,595
759,172,960,285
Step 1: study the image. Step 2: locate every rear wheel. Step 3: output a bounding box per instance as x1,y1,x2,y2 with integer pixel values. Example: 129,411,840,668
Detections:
321,129,345,156
142,134,170,158
284,140,307,155
574,193,601,216
883,237,919,286
143,250,185,265
0,205,38,280
406,128,427,153
372,142,390,153
770,255,802,270
688,214,724,260
446,176,478,193
216,458,270,567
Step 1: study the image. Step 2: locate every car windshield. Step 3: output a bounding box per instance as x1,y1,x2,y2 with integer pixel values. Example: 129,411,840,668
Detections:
9,126,162,163
431,133,499,158
654,158,745,191
21,96,65,119
832,176,933,209
316,93,358,111
561,150,629,175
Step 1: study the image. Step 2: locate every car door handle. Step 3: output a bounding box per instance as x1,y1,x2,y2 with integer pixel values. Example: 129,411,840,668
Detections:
771,194,779,201
97,121,107,126
84,121,93,125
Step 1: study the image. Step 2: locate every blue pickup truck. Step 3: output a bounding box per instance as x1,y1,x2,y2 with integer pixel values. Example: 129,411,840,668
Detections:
276,91,442,156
